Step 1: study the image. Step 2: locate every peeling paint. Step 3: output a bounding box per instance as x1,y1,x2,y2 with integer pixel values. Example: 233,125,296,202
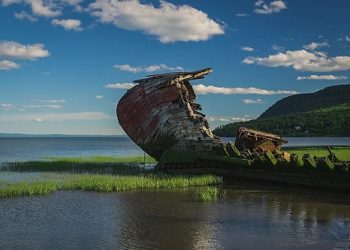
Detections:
117,68,224,160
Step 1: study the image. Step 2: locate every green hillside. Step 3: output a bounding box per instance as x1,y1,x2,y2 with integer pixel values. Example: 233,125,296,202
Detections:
259,84,350,118
213,85,350,137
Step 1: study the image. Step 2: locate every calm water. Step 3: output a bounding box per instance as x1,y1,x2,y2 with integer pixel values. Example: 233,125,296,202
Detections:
1,136,350,249
0,136,143,163
0,183,349,249
1,136,349,163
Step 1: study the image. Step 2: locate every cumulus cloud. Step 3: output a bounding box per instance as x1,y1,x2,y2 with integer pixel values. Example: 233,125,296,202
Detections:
303,41,329,51
52,18,82,31
0,41,49,60
14,11,37,21
89,0,224,43
0,103,15,111
0,60,20,70
3,0,84,16
243,49,350,72
297,75,347,80
114,64,184,73
241,46,255,52
192,84,298,95
105,83,136,89
254,0,287,14
29,0,61,17
114,64,142,73
0,112,112,123
242,98,263,104
95,95,104,99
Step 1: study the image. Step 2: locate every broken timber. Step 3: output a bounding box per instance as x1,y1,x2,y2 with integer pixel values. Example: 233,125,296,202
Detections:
117,68,350,191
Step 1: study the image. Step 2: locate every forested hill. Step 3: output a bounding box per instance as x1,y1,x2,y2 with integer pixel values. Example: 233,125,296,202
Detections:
259,84,350,118
213,84,350,137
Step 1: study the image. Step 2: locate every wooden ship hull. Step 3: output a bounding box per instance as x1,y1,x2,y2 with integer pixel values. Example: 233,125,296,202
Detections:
117,68,350,191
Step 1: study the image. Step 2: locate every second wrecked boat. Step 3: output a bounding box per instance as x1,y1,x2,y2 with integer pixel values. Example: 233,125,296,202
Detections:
117,68,350,190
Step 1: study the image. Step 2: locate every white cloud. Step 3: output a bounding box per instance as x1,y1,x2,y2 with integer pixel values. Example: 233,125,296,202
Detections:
95,95,104,99
89,0,224,43
254,0,286,14
236,13,248,17
0,60,20,70
39,99,66,103
27,0,61,17
0,41,49,60
34,118,43,122
243,49,350,72
271,44,284,51
14,11,37,21
63,0,82,11
52,18,82,31
241,46,255,52
0,112,112,123
192,84,298,95
2,0,61,17
297,75,347,80
22,104,63,109
105,83,136,89
144,64,184,72
242,98,263,104
114,63,184,73
0,103,15,111
207,116,252,123
3,0,84,16
114,64,142,73
63,0,81,5
303,41,329,51
346,36,350,42
104,81,297,95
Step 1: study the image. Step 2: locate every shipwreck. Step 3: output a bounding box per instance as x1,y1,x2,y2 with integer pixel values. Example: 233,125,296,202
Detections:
117,68,350,191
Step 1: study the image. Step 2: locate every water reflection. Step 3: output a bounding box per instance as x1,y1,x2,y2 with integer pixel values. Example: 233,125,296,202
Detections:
0,183,349,249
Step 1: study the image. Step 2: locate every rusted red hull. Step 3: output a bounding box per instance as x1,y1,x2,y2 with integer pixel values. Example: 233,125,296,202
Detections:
117,68,220,160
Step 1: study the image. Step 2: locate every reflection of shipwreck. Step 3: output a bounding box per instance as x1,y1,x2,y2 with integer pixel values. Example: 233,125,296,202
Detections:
117,68,349,191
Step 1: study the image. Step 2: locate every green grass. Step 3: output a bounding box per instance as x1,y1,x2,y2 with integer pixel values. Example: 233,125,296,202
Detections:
0,182,57,198
193,187,224,202
286,147,350,161
47,156,156,163
0,173,222,198
4,156,157,173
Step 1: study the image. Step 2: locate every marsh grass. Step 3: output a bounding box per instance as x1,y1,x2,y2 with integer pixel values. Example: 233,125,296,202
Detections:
4,156,157,174
0,173,222,198
286,147,350,161
0,182,57,198
193,186,225,202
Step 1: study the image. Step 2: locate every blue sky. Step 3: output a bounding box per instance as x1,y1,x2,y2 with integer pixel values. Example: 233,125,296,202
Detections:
0,0,349,135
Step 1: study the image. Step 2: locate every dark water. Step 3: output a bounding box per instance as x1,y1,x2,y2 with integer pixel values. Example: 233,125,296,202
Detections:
0,183,349,249
1,136,349,163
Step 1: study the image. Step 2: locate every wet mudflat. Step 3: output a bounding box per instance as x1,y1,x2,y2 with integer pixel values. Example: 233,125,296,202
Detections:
1,181,349,249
